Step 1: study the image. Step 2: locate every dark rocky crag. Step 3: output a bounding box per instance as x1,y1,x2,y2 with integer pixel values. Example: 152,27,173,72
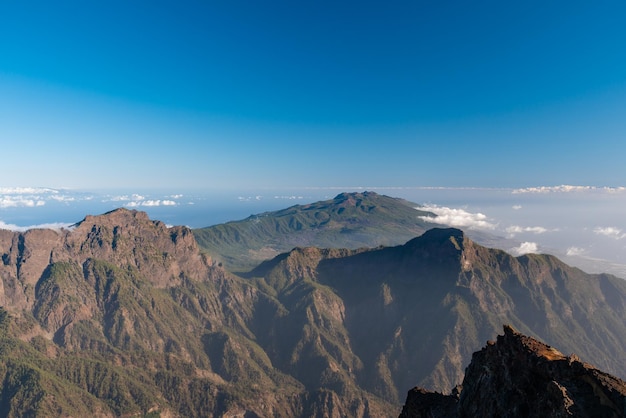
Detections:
399,325,626,418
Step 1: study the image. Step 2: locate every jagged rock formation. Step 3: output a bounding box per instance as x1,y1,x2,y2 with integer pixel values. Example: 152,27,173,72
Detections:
2,208,626,417
255,227,626,400
399,325,626,418
0,209,391,417
0,209,206,305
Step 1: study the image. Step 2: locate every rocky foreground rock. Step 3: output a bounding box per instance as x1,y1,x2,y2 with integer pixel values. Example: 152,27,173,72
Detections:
399,325,626,418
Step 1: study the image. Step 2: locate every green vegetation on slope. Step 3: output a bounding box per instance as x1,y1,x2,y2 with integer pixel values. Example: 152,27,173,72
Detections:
193,191,435,272
3,207,626,417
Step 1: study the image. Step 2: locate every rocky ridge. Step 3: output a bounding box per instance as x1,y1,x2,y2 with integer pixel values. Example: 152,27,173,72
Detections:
399,325,626,417
2,208,626,416
0,209,207,306
0,208,390,417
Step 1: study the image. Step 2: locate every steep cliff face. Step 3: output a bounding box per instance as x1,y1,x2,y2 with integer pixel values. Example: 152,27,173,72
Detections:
399,325,626,418
0,209,210,313
0,209,274,416
248,227,626,405
0,209,393,417
3,213,626,417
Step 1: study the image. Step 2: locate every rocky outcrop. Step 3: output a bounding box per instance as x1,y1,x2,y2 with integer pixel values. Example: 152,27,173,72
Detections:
399,325,626,417
0,209,395,417
4,211,626,417
0,209,212,312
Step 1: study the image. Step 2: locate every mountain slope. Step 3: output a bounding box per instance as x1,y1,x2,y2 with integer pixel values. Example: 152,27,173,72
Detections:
248,227,626,402
0,209,392,417
193,191,436,272
3,209,626,416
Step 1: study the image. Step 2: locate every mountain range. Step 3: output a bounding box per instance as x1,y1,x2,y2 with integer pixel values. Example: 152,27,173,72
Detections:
0,192,625,416
193,191,512,273
193,191,437,272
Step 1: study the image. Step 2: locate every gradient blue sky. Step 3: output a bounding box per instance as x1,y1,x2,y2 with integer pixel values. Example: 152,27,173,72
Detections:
1,1,625,190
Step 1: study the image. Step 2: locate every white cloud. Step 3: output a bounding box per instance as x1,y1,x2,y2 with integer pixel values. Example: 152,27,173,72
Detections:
0,197,46,208
49,195,76,202
594,227,626,239
0,187,59,195
512,185,626,194
512,205,522,210
506,225,549,235
107,193,180,207
418,205,496,230
109,194,145,202
0,187,93,208
566,247,585,256
511,242,539,255
0,221,72,232
239,195,273,201
273,195,306,200
125,200,177,208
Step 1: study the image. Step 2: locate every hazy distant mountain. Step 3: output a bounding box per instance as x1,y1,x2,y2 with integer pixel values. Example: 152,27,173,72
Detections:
194,190,626,283
2,209,626,417
193,191,438,272
193,191,523,274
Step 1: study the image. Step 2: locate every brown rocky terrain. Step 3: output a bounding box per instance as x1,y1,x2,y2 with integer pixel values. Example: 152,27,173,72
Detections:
399,325,626,417
2,208,626,417
0,209,207,307
0,209,391,416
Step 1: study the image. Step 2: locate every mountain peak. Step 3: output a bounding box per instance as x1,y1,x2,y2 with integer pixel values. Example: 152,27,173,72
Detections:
400,325,626,417
419,227,465,245
194,191,434,271
75,207,154,228
333,190,378,201
402,228,467,263
0,208,209,297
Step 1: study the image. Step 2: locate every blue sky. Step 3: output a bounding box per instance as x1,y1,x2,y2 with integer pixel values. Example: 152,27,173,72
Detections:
1,1,626,189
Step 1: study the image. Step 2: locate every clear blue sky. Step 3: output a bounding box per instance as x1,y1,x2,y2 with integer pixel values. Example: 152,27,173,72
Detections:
1,1,625,190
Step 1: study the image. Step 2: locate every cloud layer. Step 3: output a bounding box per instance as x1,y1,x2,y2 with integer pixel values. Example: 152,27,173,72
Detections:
566,247,585,256
594,227,626,239
510,242,539,255
106,193,180,207
0,187,88,208
512,185,626,194
0,221,73,232
418,205,496,230
506,225,550,235
126,200,177,207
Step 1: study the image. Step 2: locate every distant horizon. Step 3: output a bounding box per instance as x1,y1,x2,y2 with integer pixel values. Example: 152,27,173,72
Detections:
2,184,626,279
2,2,625,276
